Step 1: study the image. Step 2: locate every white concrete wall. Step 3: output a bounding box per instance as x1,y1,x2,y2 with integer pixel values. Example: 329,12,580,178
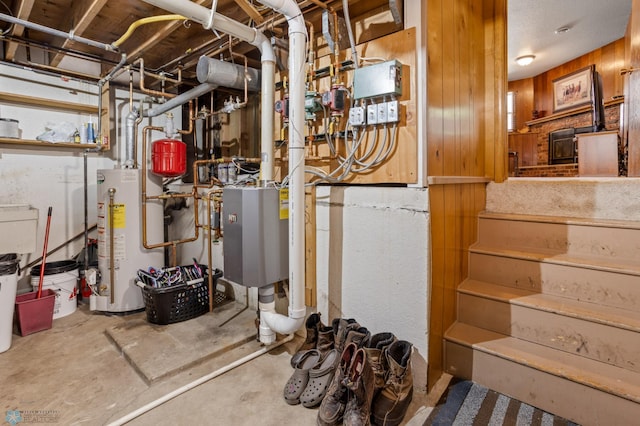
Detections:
316,186,430,391
0,62,182,293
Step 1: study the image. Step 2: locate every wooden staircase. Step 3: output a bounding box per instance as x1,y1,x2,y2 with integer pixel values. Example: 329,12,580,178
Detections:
444,212,640,426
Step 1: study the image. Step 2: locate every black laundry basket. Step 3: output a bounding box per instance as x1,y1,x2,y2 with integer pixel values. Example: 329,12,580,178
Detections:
139,267,223,325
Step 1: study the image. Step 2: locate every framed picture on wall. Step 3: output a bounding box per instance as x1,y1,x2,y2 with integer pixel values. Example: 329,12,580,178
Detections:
552,65,594,113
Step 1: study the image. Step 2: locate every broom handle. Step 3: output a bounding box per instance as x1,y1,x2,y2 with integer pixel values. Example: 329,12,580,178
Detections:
37,207,53,299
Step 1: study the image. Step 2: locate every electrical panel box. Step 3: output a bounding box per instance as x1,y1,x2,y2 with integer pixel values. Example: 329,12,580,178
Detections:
222,187,288,287
353,60,403,100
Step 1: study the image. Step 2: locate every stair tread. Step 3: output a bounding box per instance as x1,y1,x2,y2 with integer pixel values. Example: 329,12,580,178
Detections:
446,322,640,403
459,279,640,332
479,211,640,230
470,245,640,275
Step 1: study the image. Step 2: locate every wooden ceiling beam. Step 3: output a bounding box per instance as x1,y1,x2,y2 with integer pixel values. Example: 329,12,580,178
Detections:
5,0,36,61
125,0,210,63
233,0,265,24
49,0,109,67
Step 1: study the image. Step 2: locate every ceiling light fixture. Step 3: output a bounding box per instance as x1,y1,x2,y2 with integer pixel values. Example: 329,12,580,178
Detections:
555,26,572,34
516,55,535,66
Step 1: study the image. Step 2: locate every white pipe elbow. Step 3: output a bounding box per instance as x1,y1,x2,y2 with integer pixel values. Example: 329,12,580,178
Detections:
253,29,276,63
259,0,307,35
261,309,304,336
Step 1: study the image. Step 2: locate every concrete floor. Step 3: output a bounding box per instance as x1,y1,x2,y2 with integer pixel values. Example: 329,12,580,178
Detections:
1,300,444,425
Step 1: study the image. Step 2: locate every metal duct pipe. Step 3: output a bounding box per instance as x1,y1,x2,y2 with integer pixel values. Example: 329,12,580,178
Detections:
141,0,276,184
142,83,216,118
196,56,260,92
258,0,307,341
0,13,116,52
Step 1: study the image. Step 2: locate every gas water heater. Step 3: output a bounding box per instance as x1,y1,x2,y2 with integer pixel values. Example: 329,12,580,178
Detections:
91,168,164,313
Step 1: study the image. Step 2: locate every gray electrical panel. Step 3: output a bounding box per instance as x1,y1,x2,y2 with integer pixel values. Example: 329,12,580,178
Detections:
222,187,288,287
353,60,403,100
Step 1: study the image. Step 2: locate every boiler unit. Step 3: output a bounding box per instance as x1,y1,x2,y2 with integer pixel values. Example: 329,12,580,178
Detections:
91,168,164,312
222,187,288,287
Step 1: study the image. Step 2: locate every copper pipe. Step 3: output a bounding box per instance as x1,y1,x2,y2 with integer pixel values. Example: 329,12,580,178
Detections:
203,188,224,311
177,100,195,135
136,58,177,99
141,125,199,251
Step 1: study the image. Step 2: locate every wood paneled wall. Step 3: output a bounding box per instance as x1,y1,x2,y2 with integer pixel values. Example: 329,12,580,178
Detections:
509,39,626,130
628,0,640,176
426,0,506,390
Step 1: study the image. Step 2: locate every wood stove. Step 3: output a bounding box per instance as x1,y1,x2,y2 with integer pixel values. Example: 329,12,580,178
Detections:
548,126,598,165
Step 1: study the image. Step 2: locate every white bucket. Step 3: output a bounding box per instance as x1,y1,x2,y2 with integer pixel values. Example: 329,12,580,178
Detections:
0,270,18,353
0,254,19,353
31,261,78,319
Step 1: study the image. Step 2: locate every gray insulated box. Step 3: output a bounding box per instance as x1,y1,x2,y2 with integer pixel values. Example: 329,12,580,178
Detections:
222,187,288,287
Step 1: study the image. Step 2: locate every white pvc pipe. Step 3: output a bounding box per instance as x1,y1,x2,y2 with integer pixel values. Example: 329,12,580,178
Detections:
105,334,294,426
260,60,275,183
258,0,307,335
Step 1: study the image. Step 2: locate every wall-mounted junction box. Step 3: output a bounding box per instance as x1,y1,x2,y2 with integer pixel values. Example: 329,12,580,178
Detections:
353,60,403,100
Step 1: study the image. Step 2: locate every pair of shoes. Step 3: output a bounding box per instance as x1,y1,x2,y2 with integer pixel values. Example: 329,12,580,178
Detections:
317,341,378,426
370,340,414,426
284,349,340,407
296,313,335,356
317,343,359,425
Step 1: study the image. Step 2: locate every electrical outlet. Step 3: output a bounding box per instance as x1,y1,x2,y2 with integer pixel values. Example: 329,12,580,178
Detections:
349,106,366,126
367,104,378,125
387,100,400,123
377,103,387,124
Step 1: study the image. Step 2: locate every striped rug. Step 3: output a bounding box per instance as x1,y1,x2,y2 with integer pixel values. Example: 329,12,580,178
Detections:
424,379,580,426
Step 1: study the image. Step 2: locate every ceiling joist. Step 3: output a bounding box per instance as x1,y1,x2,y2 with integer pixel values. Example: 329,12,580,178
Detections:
5,0,36,61
49,0,109,67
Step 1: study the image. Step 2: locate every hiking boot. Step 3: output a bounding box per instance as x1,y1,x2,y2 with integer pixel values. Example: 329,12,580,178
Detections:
317,342,358,426
371,340,413,426
297,313,324,353
363,332,397,391
345,326,371,349
332,318,360,354
316,323,335,355
342,348,375,426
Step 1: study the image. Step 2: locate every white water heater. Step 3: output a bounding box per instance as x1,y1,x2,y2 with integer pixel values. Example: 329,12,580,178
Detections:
91,168,164,313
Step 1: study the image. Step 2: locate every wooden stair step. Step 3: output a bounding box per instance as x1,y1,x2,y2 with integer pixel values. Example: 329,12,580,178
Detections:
458,280,640,371
468,251,640,311
445,322,640,404
459,279,640,332
475,212,640,265
470,245,640,275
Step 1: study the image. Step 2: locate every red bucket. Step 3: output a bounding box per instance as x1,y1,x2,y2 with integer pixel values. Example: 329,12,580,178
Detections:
151,138,186,177
15,289,56,336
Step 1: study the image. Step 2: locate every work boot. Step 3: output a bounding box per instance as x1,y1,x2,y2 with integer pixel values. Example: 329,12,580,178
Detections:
316,323,335,355
363,332,397,391
297,313,324,353
342,348,375,426
370,340,413,426
332,318,360,354
317,342,358,426
344,326,371,349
